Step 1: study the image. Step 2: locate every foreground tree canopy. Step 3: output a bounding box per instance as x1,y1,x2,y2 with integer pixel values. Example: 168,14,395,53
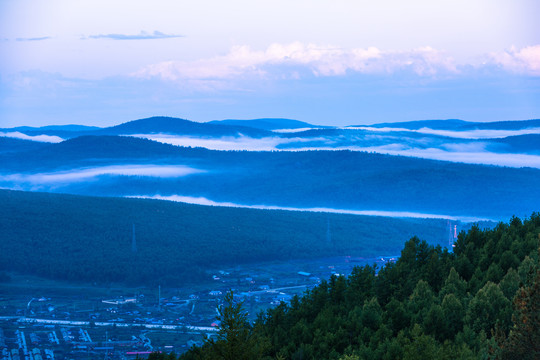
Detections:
151,214,539,360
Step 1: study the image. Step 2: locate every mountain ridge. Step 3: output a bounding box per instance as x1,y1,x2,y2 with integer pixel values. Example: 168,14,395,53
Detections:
363,118,540,130
96,116,273,138
209,118,322,130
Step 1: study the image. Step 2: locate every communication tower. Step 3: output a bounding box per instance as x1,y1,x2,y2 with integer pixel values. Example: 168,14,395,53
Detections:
326,218,332,244
132,223,137,253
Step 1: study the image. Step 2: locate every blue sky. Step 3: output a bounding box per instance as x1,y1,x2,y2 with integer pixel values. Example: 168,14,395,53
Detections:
1,0,539,127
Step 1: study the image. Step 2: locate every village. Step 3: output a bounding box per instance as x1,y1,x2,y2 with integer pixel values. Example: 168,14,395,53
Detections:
0,256,395,359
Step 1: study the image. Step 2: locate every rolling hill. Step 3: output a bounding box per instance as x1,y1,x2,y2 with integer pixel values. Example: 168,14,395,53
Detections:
0,189,467,285
96,116,273,138
0,135,539,219
209,118,320,130
363,118,540,131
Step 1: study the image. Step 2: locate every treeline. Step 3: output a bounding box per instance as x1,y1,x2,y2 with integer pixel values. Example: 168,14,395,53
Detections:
0,189,453,286
171,214,539,360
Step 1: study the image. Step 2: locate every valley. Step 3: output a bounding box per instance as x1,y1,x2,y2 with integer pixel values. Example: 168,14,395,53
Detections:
0,117,538,359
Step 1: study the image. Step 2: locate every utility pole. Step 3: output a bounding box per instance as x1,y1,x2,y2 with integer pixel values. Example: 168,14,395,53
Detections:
131,223,137,253
326,217,331,244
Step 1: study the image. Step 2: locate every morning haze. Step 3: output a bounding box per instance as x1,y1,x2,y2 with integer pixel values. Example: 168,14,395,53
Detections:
0,1,539,360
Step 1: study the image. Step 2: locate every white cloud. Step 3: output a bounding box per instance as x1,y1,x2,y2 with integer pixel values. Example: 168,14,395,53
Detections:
132,42,459,82
132,194,492,222
131,43,540,85
0,131,64,143
490,45,540,76
87,30,183,40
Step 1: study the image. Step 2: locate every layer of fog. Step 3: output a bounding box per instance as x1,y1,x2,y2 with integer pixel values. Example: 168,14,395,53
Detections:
340,145,540,169
127,133,540,169
0,131,64,143
347,126,540,139
0,164,203,184
128,133,317,151
133,194,493,223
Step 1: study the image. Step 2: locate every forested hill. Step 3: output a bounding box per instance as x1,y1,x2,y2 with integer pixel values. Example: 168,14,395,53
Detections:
0,189,461,285
209,118,318,130
1,135,539,220
364,118,540,131
176,214,539,360
97,116,272,138
0,137,48,154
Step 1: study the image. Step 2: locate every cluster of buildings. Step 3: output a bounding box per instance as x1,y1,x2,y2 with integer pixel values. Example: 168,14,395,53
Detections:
1,255,394,359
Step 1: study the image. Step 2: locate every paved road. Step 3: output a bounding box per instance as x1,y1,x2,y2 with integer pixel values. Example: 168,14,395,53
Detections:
0,316,217,332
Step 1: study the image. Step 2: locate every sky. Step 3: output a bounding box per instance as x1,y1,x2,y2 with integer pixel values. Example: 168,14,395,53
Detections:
1,0,539,127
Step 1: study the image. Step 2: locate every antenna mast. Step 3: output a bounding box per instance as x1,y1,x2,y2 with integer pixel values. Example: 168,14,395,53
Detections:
131,223,137,253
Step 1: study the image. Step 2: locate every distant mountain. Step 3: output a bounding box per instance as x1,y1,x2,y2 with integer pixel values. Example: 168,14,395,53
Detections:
362,119,540,131
461,119,540,130
0,124,100,132
0,124,101,140
489,134,540,155
4,117,539,144
0,117,274,139
362,119,468,130
0,137,49,154
209,118,322,130
35,124,101,131
97,116,273,138
0,135,196,171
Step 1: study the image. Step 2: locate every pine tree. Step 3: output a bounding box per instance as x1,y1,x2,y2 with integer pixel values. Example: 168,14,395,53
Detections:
499,264,539,359
207,291,268,360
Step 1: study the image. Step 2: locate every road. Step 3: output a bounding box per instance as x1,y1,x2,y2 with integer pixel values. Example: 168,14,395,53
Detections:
0,316,217,332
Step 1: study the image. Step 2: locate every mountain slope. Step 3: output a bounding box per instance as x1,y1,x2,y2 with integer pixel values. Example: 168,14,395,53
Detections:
209,118,320,130
0,135,192,171
0,189,459,285
363,119,540,131
0,135,539,219
179,214,540,360
97,116,273,138
489,134,540,154
0,137,49,154
0,124,100,133
363,119,468,130
0,117,274,139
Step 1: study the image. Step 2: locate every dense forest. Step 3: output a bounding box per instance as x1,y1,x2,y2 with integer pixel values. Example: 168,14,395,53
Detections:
0,189,459,286
146,214,539,360
1,135,539,219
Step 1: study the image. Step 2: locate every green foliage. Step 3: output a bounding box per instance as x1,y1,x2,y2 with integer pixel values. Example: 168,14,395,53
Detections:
182,291,268,360
147,352,177,360
403,324,440,360
1,134,539,220
466,282,511,334
180,214,540,360
496,264,540,360
0,189,455,285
